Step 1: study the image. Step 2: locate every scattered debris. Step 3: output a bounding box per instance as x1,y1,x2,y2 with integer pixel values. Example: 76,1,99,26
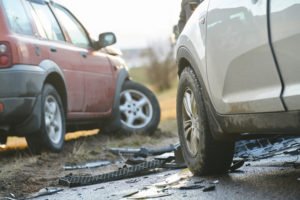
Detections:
283,148,300,156
126,157,146,165
154,152,175,160
203,185,216,192
194,180,204,184
174,145,185,165
109,144,179,158
179,184,204,190
154,169,192,188
230,160,245,172
63,161,111,170
93,186,105,191
127,187,172,199
27,187,64,199
210,180,219,184
235,136,300,161
0,197,16,200
59,159,166,187
122,190,139,198
126,178,140,184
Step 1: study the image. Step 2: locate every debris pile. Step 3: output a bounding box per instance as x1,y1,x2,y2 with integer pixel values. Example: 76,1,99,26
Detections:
59,143,185,187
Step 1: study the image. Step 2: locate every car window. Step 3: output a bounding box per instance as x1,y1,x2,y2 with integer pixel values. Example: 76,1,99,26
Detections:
30,2,64,41
24,1,47,39
1,0,34,36
53,6,90,49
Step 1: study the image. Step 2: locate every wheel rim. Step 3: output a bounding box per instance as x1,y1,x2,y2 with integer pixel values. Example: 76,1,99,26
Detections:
120,89,153,129
182,88,200,156
44,95,62,144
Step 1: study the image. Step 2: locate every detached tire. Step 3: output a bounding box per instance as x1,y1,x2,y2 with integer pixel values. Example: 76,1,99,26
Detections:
26,84,65,153
177,68,234,175
118,81,160,135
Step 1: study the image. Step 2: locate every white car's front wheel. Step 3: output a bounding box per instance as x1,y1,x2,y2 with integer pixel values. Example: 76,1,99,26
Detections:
177,68,234,175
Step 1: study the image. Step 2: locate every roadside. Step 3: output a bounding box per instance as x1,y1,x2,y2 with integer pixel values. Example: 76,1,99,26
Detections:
0,71,179,198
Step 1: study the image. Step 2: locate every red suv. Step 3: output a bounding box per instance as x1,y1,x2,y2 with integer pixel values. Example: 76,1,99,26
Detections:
0,0,160,152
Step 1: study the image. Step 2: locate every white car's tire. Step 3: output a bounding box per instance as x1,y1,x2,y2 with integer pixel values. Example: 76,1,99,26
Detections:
177,68,234,175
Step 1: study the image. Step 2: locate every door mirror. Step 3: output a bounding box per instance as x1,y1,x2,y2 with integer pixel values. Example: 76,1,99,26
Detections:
98,32,117,49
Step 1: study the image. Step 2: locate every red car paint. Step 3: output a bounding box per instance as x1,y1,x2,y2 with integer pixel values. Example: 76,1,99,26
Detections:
0,0,123,128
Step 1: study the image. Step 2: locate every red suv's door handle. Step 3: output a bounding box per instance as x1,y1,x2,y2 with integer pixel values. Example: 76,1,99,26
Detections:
80,52,87,58
50,47,57,53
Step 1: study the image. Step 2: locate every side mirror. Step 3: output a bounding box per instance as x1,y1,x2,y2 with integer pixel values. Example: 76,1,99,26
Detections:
98,32,117,49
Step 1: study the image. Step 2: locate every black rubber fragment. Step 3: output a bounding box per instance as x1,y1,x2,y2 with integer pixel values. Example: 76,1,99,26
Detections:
59,160,166,187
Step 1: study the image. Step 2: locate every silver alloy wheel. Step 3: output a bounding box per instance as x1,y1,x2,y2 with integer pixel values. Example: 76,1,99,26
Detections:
44,95,62,144
182,88,200,156
120,89,153,129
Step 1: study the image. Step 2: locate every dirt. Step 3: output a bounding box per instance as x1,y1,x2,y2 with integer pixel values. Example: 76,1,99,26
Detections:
0,119,178,199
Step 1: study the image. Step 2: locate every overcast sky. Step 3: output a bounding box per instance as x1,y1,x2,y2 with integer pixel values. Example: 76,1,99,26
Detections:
55,0,182,49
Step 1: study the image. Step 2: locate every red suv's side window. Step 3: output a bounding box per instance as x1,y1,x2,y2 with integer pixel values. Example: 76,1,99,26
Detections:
30,2,64,41
53,6,90,49
2,0,34,36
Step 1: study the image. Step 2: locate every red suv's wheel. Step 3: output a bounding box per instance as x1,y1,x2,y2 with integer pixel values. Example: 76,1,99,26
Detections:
26,84,65,153
119,81,160,134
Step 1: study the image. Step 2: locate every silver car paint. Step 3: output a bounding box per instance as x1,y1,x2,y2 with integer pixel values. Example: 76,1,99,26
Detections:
271,0,300,111
178,0,284,114
205,0,285,114
176,0,210,91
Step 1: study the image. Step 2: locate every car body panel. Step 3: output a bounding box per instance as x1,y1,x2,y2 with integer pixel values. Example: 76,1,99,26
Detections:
0,0,130,135
205,0,284,114
270,0,300,111
47,41,86,113
176,0,210,92
81,50,115,113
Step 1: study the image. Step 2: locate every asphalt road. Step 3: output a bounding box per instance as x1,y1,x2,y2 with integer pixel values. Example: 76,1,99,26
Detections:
32,154,300,200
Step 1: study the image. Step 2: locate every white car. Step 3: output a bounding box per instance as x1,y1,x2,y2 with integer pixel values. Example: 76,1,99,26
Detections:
175,0,300,175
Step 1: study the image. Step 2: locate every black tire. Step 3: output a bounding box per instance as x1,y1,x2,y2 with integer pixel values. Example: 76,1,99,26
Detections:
26,84,65,154
177,68,234,175
118,81,160,135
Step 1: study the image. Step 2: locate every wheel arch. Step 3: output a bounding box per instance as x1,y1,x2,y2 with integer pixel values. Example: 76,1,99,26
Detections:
44,73,68,114
176,47,230,140
102,68,130,131
39,60,68,114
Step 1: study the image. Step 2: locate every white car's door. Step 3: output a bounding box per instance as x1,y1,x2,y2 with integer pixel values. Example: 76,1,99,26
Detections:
270,0,300,111
206,0,285,114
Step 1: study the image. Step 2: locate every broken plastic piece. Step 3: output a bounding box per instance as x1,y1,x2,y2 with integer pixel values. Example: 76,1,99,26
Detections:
109,144,180,158
179,184,204,190
64,161,111,170
28,188,64,198
203,185,216,192
210,180,219,184
122,190,139,198
230,160,245,172
59,159,166,187
127,187,172,199
126,157,146,165
283,148,300,156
